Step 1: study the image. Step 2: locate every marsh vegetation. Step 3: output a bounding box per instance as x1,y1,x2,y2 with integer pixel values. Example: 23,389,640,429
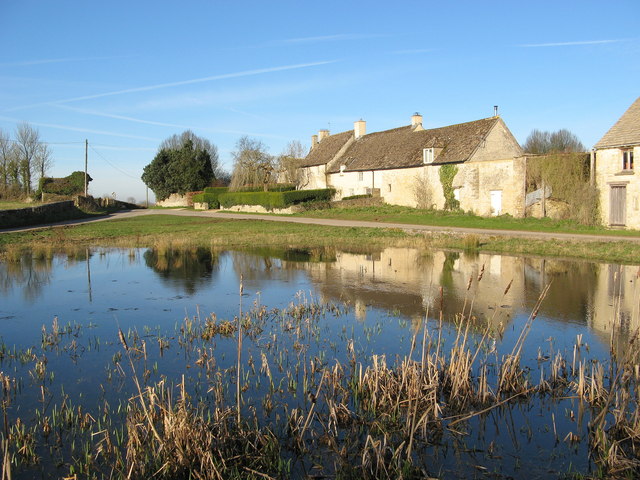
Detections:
0,245,638,479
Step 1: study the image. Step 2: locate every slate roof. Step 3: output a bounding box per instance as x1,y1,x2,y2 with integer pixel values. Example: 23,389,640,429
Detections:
303,117,501,173
595,97,640,149
298,130,353,167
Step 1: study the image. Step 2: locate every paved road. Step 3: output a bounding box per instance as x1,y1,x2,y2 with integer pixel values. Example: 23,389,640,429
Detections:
3,208,640,243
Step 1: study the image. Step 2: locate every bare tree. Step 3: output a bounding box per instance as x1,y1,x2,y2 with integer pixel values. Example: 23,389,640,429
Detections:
0,129,16,194
33,143,53,192
229,136,274,191
276,140,307,186
159,130,223,179
15,123,43,195
524,128,585,154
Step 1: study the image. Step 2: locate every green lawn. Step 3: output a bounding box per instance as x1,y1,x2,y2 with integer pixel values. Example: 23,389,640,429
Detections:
294,204,640,237
0,201,43,210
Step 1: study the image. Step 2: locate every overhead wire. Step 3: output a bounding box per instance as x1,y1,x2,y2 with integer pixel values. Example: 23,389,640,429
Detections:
89,145,139,179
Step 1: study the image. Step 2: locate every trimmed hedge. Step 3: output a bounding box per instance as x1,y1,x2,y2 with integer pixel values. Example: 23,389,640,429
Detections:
342,194,372,201
193,187,229,209
219,188,335,210
234,183,296,193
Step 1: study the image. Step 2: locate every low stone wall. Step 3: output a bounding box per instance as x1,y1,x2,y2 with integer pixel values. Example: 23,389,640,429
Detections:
221,204,301,214
0,201,76,229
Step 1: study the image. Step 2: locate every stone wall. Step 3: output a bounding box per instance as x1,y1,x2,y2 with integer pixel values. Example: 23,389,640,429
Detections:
595,146,640,229
0,201,76,228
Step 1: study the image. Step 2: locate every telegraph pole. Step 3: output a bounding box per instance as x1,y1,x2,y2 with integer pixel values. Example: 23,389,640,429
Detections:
84,139,88,196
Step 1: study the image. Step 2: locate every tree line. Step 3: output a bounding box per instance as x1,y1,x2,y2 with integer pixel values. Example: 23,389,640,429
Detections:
142,130,307,201
0,123,53,198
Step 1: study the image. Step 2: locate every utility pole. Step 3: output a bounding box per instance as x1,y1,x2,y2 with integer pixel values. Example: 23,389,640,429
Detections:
84,139,88,196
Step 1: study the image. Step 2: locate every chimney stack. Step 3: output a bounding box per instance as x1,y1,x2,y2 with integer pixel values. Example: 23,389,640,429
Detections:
494,105,499,117
411,112,423,127
311,134,318,149
318,129,330,142
354,119,366,139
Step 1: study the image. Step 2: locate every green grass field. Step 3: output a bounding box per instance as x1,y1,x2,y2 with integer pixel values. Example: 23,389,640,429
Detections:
2,214,640,264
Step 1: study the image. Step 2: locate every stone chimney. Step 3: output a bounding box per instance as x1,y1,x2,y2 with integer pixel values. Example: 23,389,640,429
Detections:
411,112,423,127
311,134,318,149
318,129,330,142
354,119,366,139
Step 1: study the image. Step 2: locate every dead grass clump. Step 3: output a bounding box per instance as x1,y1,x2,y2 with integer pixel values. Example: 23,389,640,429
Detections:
126,378,287,479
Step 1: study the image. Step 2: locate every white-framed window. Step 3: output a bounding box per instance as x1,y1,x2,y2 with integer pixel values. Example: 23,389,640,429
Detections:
623,150,634,171
423,148,434,164
453,187,461,201
358,171,364,181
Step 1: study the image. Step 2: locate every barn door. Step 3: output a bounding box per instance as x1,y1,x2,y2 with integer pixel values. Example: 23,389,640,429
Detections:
609,185,627,226
490,190,502,216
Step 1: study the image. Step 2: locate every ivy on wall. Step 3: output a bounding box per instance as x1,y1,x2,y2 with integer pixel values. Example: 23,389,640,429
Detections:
439,164,460,210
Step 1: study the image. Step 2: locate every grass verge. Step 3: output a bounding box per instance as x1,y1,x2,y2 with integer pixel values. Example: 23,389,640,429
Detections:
2,214,640,264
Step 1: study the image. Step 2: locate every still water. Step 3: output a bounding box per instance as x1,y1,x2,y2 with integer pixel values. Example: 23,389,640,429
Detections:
1,246,638,478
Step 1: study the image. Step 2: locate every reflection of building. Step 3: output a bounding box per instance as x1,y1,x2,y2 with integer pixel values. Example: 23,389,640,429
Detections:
298,248,537,329
589,263,640,353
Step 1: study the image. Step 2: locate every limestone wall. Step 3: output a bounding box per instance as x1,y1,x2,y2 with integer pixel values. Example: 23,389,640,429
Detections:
0,201,75,228
595,146,640,229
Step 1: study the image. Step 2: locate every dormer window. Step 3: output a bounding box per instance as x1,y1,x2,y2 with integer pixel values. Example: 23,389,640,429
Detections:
623,150,634,171
423,148,434,164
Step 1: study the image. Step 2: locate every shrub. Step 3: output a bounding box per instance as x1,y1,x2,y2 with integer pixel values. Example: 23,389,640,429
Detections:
219,188,335,210
342,194,372,201
232,183,296,193
193,187,229,208
39,171,92,196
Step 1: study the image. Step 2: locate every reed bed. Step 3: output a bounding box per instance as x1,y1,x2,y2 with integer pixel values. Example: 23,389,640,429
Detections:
0,269,638,479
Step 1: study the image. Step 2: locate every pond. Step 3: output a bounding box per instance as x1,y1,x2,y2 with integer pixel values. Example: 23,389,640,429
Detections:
0,245,639,479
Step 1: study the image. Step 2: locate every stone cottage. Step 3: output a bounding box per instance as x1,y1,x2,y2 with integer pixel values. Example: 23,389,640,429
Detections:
298,113,526,217
593,96,640,229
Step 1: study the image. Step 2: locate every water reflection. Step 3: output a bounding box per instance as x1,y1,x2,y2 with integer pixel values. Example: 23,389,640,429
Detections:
143,246,220,295
1,246,638,347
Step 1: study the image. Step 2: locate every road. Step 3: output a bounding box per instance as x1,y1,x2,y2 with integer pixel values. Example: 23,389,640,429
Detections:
3,208,640,244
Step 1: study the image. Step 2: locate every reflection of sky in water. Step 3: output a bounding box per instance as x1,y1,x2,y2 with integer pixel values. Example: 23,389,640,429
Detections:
0,247,638,477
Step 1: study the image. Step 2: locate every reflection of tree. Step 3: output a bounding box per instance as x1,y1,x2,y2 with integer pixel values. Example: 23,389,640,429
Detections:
0,250,54,301
143,247,219,295
439,251,460,290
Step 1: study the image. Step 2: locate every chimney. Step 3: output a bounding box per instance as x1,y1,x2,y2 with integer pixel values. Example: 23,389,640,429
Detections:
411,112,423,127
311,134,318,149
318,129,330,142
494,105,499,117
354,119,366,139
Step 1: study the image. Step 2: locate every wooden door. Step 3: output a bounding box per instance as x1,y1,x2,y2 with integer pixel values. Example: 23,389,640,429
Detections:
609,185,626,226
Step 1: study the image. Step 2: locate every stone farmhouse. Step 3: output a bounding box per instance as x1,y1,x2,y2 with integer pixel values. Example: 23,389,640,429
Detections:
297,113,526,217
593,97,640,229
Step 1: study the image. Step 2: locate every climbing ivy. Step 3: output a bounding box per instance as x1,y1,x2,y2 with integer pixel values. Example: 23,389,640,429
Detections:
439,164,459,210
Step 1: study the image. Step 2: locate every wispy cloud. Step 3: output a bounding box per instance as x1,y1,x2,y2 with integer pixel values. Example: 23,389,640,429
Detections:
392,48,436,55
518,39,622,48
280,34,386,44
0,55,135,67
0,115,160,141
4,60,337,112
46,105,287,140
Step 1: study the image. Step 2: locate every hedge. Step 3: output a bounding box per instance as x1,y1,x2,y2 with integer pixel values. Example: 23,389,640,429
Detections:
193,187,229,208
219,188,335,210
234,183,296,193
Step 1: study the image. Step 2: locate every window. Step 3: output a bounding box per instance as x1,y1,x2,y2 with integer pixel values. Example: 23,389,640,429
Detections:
358,171,364,181
623,150,634,171
453,187,461,201
388,184,392,192
423,148,434,164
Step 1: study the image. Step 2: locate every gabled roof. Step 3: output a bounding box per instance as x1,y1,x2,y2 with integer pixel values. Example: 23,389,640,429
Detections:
298,130,353,167
301,117,503,174
595,97,640,149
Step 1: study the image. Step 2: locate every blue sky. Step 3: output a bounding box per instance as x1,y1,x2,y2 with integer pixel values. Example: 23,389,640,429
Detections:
1,1,638,202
